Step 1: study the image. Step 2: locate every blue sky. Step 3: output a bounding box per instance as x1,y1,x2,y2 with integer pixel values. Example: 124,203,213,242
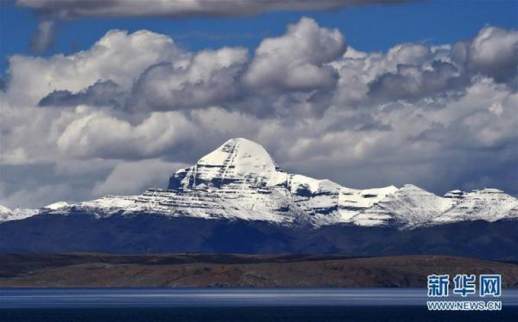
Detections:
2,0,517,76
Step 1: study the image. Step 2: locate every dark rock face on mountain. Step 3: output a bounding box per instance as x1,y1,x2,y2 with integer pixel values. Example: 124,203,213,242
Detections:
1,212,517,260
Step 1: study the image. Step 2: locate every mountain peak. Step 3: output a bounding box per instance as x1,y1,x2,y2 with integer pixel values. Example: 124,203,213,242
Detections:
169,137,283,190
197,137,277,174
400,184,424,191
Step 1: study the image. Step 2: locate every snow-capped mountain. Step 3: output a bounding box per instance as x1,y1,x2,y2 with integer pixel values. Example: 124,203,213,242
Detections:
2,138,518,229
347,184,455,228
435,188,518,223
0,204,38,222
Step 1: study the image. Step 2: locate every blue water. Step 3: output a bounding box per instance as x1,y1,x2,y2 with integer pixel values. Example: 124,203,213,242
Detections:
1,289,517,321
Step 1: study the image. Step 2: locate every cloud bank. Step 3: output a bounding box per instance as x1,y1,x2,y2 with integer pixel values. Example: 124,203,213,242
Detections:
18,0,404,52
18,0,402,18
1,18,518,208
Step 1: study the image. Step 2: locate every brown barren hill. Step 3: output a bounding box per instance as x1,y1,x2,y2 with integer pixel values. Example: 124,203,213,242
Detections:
1,254,518,288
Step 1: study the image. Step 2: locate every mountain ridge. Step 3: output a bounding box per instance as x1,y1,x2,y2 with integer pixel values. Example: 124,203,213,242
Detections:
1,138,517,229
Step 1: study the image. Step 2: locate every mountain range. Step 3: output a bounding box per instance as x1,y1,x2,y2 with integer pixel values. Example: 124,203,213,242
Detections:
1,138,517,258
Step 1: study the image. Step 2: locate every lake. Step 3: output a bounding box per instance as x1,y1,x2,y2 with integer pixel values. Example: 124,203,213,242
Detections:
1,288,517,321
